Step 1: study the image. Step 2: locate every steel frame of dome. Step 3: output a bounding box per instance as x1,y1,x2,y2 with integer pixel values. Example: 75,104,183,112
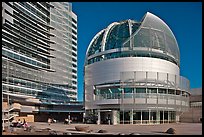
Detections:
84,12,190,125
85,12,180,66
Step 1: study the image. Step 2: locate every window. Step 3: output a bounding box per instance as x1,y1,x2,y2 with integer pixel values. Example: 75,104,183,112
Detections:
72,23,77,30
14,53,19,60
147,88,157,94
136,88,146,93
72,18,77,24
72,69,77,73
176,90,181,95
124,88,133,98
168,89,175,95
72,35,77,41
72,40,77,46
190,102,202,108
158,88,167,94
72,52,77,57
72,29,77,35
20,56,26,62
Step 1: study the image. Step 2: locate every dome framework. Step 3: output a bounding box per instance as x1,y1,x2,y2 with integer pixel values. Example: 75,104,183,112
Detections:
86,12,180,66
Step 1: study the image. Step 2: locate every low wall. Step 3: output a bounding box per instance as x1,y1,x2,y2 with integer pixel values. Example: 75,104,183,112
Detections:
15,114,34,122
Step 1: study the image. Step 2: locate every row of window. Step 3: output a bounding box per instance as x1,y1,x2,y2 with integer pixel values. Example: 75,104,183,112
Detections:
3,41,50,65
3,20,49,57
14,3,51,31
51,8,77,31
95,93,189,101
30,2,50,17
6,15,51,50
18,2,49,23
2,48,48,69
87,51,177,66
15,2,49,23
190,102,202,108
95,87,189,97
50,17,76,36
52,3,70,18
49,83,77,90
13,10,51,37
51,12,70,25
14,19,50,42
3,77,46,90
3,21,51,63
2,58,47,82
3,82,76,101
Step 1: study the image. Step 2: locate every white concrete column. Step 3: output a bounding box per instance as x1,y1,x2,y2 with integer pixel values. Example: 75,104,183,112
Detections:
112,110,118,125
176,113,180,123
130,109,133,124
141,110,142,124
163,110,164,124
97,110,100,125
122,109,124,124
156,110,160,124
168,111,170,123
149,109,151,124
83,112,86,123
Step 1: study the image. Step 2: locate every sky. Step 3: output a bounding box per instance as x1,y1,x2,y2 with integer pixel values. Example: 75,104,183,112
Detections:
72,2,202,101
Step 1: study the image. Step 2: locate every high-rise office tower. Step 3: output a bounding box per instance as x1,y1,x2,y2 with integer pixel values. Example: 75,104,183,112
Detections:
49,2,78,102
2,2,80,123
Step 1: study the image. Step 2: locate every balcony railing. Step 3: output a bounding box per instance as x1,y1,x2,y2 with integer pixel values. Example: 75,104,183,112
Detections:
2,112,19,121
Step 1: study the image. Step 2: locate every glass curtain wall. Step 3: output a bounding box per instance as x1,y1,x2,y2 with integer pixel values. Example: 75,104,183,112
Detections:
119,110,176,124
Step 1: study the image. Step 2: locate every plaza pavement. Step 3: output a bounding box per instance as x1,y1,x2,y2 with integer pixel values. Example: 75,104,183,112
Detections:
26,122,202,135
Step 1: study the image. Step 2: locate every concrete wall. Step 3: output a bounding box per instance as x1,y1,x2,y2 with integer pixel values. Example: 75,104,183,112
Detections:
3,102,21,110
85,57,179,86
180,107,202,123
180,88,202,123
3,102,9,110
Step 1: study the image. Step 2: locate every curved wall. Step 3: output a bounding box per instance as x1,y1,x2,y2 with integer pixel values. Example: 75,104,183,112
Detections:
85,57,179,85
84,57,180,109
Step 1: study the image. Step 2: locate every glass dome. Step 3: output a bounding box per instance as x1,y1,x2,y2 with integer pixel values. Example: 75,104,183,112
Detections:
85,12,180,66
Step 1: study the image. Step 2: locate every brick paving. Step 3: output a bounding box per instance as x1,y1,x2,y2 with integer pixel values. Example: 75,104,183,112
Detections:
3,122,202,135
29,122,202,135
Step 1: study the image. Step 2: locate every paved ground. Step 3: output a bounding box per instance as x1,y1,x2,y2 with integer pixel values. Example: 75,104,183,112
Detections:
3,122,202,135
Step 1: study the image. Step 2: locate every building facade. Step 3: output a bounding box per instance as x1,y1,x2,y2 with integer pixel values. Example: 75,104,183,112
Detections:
2,2,82,123
49,2,78,102
180,88,202,123
84,12,190,125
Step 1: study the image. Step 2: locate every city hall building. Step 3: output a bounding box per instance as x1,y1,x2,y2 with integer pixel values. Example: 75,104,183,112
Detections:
84,12,190,125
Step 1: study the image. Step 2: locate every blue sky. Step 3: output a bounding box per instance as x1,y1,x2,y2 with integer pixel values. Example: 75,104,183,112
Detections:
72,2,202,101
